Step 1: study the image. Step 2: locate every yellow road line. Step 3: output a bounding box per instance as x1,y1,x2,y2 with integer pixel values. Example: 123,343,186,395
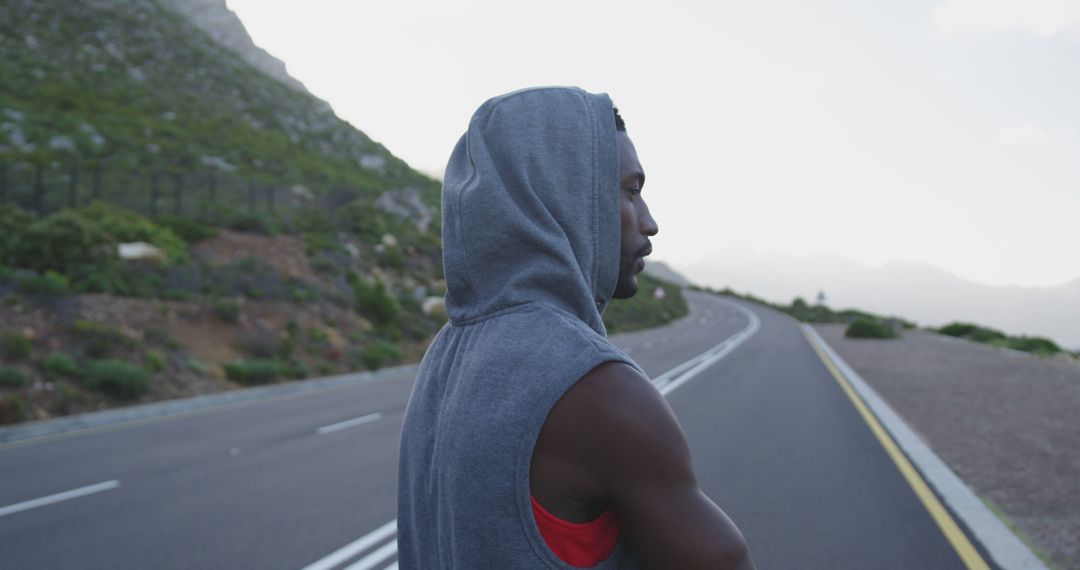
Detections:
800,327,989,570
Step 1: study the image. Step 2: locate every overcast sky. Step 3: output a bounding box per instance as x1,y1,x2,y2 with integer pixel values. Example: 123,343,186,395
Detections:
227,0,1079,289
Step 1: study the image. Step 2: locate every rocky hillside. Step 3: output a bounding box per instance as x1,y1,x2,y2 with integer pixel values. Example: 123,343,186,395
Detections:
0,0,688,426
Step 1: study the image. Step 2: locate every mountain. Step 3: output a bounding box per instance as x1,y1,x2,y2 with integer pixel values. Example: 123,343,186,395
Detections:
0,0,439,220
157,0,309,95
679,249,1080,349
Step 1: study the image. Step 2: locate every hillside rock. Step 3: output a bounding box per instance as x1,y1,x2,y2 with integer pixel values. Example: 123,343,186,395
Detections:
157,0,310,95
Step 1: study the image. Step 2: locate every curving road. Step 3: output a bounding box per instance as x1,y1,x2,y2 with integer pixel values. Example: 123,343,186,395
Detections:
0,292,985,569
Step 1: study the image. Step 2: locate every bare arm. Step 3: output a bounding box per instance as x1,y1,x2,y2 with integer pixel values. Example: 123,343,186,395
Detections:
534,361,755,569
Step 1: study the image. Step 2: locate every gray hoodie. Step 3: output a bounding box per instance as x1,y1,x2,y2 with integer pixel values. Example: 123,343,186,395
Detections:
397,87,643,569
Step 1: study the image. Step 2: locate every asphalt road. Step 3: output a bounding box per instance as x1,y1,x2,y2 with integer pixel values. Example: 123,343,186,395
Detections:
0,292,977,569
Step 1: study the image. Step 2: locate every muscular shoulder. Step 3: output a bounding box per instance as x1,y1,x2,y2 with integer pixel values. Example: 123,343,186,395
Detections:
539,361,694,497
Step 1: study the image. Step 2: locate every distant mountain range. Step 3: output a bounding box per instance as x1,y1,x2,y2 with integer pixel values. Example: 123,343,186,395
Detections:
665,251,1080,350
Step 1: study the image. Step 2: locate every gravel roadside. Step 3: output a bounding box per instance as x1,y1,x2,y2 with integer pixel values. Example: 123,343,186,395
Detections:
813,324,1080,570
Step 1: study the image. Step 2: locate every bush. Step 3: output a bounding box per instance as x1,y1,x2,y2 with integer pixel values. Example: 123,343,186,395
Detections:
42,352,79,379
1,331,32,361
223,359,284,385
153,214,218,244
84,359,151,399
9,210,118,284
77,202,187,262
16,270,70,296
0,366,27,388
73,320,131,359
144,349,166,372
845,317,898,339
0,205,35,265
1005,336,1061,356
353,278,399,325
0,394,28,424
937,322,1006,343
211,297,241,322
361,340,402,370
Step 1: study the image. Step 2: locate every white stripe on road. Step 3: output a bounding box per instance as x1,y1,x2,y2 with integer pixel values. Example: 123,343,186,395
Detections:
316,413,383,436
302,298,759,569
0,480,120,518
343,540,397,570
300,519,397,570
652,300,760,395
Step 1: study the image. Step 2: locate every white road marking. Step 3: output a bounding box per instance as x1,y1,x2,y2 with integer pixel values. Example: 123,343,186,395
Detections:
343,540,397,570
0,480,120,518
300,519,397,570
316,413,383,436
653,301,760,396
301,299,760,569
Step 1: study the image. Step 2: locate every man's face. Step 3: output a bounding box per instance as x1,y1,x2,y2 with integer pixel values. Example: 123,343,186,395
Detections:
613,131,658,299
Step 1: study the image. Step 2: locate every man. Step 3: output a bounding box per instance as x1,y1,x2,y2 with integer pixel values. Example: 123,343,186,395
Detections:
398,87,754,569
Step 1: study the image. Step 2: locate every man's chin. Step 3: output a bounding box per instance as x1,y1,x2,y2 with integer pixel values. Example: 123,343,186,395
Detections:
612,276,638,300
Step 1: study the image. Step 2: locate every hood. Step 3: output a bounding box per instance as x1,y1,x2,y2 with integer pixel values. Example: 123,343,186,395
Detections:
440,87,621,335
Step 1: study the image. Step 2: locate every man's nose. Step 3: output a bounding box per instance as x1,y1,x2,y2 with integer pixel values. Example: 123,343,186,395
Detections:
640,204,658,237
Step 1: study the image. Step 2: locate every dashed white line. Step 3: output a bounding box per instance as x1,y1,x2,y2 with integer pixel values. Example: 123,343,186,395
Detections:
343,540,397,570
316,413,383,436
300,298,759,569
0,480,120,518
301,519,397,570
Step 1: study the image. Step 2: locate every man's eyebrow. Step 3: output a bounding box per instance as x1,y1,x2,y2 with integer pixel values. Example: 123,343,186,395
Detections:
624,170,645,188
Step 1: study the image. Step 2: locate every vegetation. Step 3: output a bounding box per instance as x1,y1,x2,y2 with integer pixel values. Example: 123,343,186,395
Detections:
0,365,27,388
936,322,1062,356
1,331,32,361
223,359,284,385
603,273,689,334
845,317,899,339
360,340,402,371
42,351,79,379
83,359,150,399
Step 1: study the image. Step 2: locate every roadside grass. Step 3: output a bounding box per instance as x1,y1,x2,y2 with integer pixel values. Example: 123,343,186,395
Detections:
979,495,1062,570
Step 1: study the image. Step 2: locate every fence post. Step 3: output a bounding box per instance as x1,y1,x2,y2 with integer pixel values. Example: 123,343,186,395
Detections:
34,162,44,217
0,162,7,203
91,160,102,200
207,171,217,210
248,181,256,211
266,185,275,213
173,172,183,215
68,160,80,209
150,172,159,215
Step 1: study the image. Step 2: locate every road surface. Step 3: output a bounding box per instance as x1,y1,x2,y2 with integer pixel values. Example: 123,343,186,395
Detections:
0,292,986,569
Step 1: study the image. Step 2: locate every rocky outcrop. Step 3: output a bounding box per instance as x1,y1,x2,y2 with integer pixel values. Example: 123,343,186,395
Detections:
157,0,309,94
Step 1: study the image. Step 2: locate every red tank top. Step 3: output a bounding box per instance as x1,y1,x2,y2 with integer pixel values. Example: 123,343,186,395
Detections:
531,496,622,566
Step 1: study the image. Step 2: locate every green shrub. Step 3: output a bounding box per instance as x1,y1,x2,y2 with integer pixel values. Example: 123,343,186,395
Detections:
153,214,218,244
0,205,34,265
602,274,689,334
0,366,28,388
937,322,1006,343
223,359,284,385
73,320,131,358
84,359,151,399
0,394,28,424
211,297,241,322
16,270,70,296
10,211,118,283
285,359,308,380
77,202,187,262
186,357,210,376
1005,336,1061,356
1,332,32,362
353,278,399,325
361,340,402,370
42,352,79,379
144,349,166,372
845,317,898,339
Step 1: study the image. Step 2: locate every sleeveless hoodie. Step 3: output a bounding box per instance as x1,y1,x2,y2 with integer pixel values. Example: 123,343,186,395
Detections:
397,87,642,569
